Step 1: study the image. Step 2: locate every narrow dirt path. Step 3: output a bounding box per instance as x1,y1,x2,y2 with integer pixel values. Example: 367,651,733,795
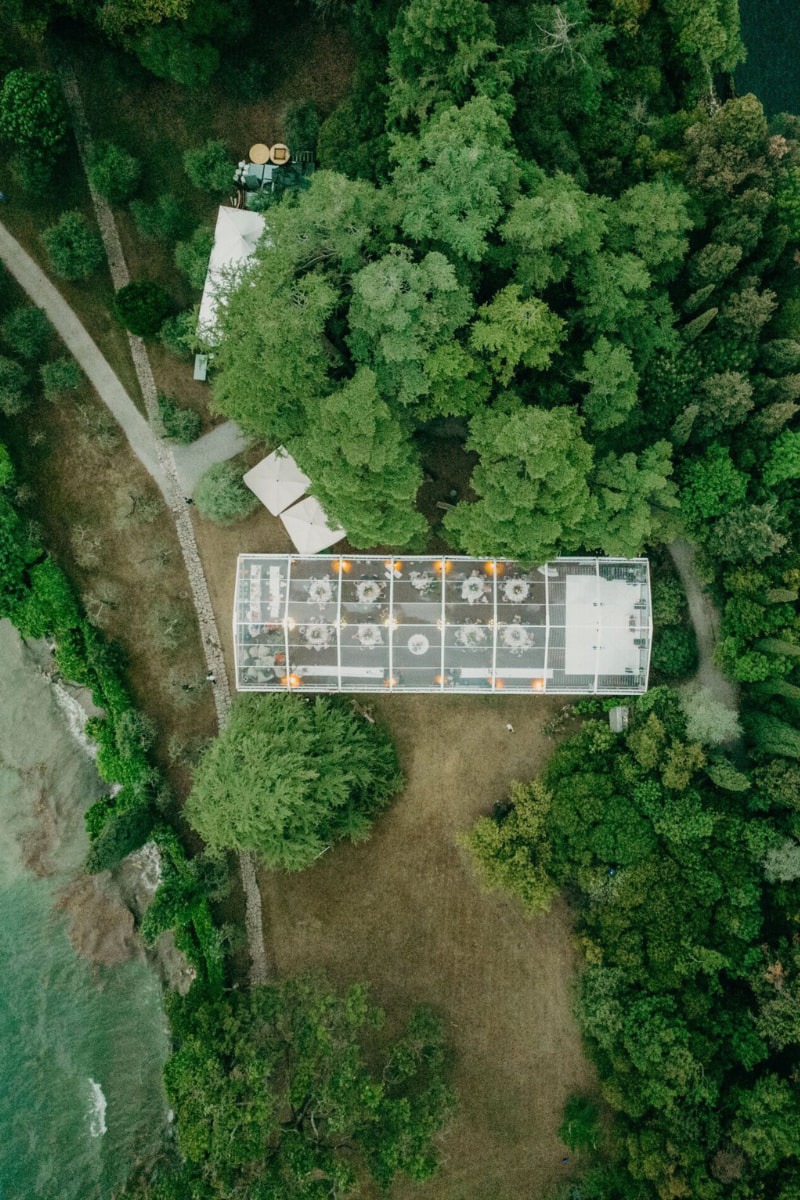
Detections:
0,59,269,987
667,539,739,712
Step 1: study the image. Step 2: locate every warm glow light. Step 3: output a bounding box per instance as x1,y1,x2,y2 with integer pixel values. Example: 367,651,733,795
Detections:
433,558,452,575
494,678,505,689
384,676,398,688
383,559,401,574
484,561,496,575
531,678,545,691
339,559,352,573
284,617,296,630
435,674,445,685
289,674,302,688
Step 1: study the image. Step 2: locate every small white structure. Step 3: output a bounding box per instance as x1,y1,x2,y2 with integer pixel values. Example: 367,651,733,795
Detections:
197,206,266,344
280,497,346,555
242,447,310,516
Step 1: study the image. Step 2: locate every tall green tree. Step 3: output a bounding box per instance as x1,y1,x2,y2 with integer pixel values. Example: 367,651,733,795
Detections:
470,284,565,385
392,97,520,262
186,694,403,869
585,441,678,556
347,247,474,408
293,368,427,547
386,0,512,128
444,404,596,559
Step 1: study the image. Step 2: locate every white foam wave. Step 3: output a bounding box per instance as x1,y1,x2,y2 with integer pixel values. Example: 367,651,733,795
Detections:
87,1078,107,1137
50,682,98,761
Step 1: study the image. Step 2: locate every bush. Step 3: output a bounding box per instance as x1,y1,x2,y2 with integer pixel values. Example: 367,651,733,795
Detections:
130,193,191,241
0,69,67,154
86,803,156,872
88,140,142,205
559,1094,601,1154
174,226,214,289
159,309,196,359
183,138,233,191
133,26,220,90
651,623,699,680
0,355,29,415
284,101,321,157
157,393,201,443
8,150,57,196
114,281,172,337
1,305,50,361
194,461,258,524
651,575,687,626
41,211,104,281
40,357,81,400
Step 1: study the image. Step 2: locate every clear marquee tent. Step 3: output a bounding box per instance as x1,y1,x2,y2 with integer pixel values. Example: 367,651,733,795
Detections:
197,206,266,344
242,447,311,516
234,554,652,695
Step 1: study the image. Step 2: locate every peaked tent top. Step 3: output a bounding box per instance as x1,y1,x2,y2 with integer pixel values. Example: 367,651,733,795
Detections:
243,446,311,516
280,496,346,555
197,206,267,343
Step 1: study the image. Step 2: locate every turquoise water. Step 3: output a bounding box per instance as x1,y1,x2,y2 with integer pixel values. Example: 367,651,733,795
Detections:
0,621,170,1200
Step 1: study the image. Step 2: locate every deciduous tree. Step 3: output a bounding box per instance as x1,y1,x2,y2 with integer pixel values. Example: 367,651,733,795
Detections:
444,403,596,560
186,694,403,869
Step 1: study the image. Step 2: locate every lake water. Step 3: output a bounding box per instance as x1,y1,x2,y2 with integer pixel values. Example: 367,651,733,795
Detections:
0,620,170,1199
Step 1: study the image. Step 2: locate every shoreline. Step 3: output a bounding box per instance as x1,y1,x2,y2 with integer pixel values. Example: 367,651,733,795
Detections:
19,629,195,993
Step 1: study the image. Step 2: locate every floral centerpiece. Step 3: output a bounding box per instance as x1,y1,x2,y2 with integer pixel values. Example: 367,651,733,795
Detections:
302,620,334,651
502,578,530,604
356,578,384,605
410,571,437,596
455,625,488,649
501,624,533,654
356,623,383,649
308,577,333,607
462,574,488,604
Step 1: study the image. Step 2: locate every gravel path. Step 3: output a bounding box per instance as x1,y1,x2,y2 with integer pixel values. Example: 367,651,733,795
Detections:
4,58,271,987
172,420,250,496
668,539,739,713
0,222,169,495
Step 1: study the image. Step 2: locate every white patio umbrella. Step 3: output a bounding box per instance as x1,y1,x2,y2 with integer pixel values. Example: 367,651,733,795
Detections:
280,496,346,554
242,447,310,516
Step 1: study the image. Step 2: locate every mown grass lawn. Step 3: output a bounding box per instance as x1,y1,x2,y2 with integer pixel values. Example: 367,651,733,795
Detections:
258,693,596,1200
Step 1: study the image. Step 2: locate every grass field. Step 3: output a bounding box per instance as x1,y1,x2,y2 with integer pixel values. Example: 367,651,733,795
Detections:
257,694,595,1200
736,0,800,117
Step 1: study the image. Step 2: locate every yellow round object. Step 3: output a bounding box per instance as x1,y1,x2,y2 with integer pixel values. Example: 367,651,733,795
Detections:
269,142,290,164
249,143,270,165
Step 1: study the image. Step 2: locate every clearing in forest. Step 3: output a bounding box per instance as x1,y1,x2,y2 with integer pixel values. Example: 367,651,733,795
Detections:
260,692,595,1200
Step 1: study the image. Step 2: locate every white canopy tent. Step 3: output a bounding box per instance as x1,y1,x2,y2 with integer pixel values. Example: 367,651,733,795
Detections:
280,497,346,555
242,447,310,516
197,207,266,344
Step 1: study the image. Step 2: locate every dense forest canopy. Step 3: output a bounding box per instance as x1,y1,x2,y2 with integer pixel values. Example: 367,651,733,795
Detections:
198,0,800,580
